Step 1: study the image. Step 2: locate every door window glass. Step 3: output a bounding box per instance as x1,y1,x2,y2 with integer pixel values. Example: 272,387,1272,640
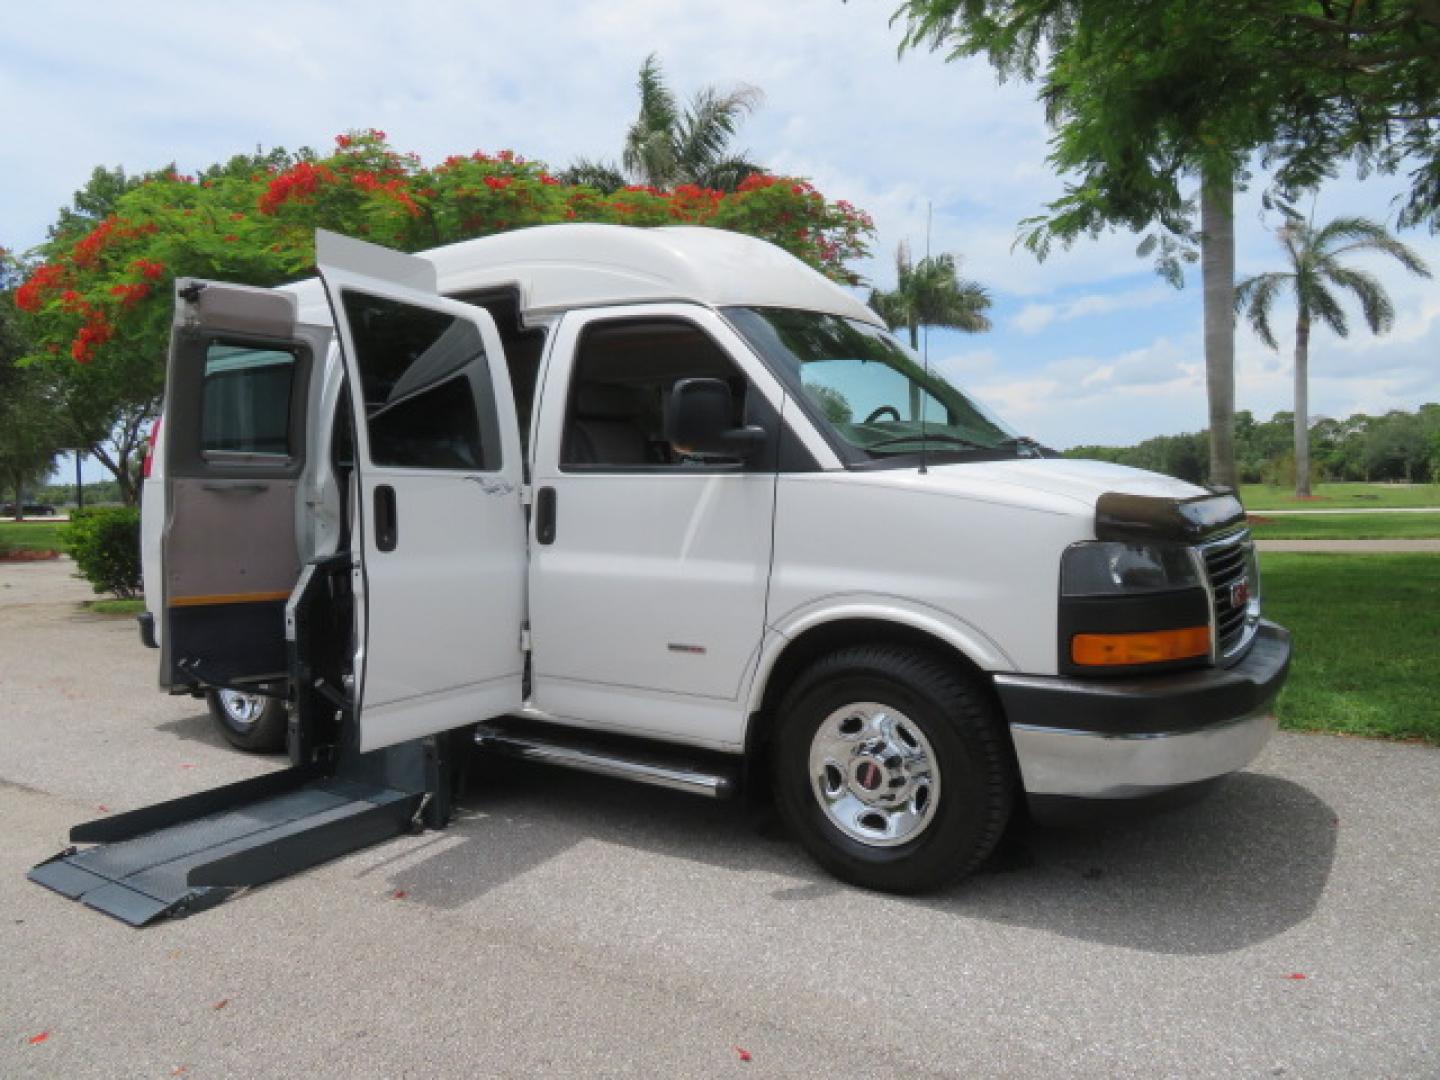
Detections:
341,291,500,470
201,344,295,455
562,319,749,469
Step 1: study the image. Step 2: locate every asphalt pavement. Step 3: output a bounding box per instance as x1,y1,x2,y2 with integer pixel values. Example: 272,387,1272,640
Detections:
2,559,1437,1078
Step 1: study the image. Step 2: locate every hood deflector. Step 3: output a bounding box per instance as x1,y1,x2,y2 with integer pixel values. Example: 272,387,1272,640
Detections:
1094,491,1246,545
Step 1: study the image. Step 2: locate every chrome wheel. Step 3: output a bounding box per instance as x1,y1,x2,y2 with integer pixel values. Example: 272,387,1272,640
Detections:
808,701,940,848
217,689,267,732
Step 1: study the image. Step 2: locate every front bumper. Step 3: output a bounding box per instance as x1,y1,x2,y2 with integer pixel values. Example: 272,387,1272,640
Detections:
994,620,1291,798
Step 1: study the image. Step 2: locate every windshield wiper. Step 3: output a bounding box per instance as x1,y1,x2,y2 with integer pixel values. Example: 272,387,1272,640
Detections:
866,433,991,452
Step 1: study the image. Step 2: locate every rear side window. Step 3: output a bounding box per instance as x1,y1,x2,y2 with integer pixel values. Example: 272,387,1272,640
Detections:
340,291,500,471
201,344,296,456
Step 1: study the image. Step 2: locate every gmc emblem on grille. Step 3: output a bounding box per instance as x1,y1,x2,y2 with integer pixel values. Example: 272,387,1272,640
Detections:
1230,576,1251,608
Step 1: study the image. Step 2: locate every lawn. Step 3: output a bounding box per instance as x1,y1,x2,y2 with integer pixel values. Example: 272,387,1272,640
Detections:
84,598,146,615
1248,513,1440,540
0,520,67,554
1241,482,1440,510
1261,553,1440,745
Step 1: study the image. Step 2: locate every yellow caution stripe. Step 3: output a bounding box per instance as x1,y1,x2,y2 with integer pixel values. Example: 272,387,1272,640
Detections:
168,590,291,608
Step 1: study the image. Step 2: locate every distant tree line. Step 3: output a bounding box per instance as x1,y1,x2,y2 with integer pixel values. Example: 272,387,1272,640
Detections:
1066,404,1440,486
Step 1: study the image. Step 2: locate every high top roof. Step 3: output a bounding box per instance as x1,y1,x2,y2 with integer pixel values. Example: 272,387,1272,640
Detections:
286,223,879,327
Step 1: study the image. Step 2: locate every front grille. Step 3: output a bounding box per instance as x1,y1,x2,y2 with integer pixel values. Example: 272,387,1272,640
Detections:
1197,529,1259,660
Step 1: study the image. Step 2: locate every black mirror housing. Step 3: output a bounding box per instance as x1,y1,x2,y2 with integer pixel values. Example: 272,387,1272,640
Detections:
665,378,766,460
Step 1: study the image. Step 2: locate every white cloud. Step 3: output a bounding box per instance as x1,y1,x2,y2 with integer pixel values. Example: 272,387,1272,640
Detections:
1013,284,1174,334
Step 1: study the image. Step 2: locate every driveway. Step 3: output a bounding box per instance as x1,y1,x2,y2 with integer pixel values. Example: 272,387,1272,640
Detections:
2,559,1437,1078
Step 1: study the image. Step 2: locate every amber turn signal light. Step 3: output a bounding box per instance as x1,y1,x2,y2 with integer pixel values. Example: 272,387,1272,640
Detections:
1071,626,1211,667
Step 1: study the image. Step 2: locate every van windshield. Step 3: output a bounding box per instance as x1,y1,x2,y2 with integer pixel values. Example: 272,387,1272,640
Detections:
724,307,1032,463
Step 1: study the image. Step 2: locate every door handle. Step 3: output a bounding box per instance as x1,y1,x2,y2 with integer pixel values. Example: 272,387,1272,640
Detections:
535,486,557,545
374,485,398,552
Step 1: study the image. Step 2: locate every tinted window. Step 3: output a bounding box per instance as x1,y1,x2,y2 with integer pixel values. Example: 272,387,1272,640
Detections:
562,319,749,469
340,291,499,471
201,344,295,455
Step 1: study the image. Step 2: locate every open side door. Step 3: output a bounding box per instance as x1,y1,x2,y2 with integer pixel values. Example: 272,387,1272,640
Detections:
315,231,527,753
161,279,330,690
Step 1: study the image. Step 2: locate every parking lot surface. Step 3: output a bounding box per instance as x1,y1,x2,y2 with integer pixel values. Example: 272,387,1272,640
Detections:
2,559,1437,1078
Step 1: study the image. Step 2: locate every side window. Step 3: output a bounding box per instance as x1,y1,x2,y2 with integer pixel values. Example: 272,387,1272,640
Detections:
561,319,749,470
201,344,296,456
340,291,500,471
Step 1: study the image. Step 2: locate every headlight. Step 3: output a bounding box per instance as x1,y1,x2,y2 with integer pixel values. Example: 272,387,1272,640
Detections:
1059,541,1211,672
1061,542,1201,596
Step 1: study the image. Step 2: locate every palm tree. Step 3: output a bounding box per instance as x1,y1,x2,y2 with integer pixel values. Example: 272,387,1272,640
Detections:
1235,208,1431,496
868,241,993,350
563,55,763,193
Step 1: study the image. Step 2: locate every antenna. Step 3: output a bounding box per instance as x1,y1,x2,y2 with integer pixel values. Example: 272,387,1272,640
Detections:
919,201,932,476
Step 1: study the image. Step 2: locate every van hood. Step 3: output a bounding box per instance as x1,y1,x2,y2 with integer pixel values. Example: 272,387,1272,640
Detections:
921,457,1209,508
886,457,1245,544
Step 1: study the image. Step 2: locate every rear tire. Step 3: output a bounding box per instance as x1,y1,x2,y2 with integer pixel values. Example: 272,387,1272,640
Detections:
771,645,1014,894
206,686,288,753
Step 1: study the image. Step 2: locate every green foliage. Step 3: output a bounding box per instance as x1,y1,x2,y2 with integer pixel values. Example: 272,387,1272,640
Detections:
1066,404,1440,485
868,241,992,349
621,54,764,191
63,505,141,598
13,130,873,508
895,2,1440,241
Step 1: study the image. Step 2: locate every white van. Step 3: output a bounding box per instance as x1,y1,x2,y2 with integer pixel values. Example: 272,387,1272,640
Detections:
137,225,1290,893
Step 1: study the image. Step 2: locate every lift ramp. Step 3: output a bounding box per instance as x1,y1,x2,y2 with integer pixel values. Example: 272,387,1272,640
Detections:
28,741,445,927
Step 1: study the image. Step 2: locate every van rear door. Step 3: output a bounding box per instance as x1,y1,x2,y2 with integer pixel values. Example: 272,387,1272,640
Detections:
315,231,527,752
160,280,329,691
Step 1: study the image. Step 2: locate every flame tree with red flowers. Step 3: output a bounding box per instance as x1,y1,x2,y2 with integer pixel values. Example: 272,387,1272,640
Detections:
12,130,873,502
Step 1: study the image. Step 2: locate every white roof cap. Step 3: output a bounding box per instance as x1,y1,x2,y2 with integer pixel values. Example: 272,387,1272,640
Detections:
286,223,879,327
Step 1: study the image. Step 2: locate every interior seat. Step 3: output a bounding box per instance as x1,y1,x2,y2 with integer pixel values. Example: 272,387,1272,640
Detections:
564,383,652,465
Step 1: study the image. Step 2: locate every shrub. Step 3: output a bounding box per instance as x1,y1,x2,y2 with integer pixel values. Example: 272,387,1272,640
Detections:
64,506,142,598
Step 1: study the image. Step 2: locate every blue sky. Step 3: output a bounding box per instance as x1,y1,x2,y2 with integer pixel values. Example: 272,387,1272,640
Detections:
4,0,1436,482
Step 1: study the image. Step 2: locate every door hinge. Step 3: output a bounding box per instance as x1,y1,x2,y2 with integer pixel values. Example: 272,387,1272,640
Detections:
520,625,532,653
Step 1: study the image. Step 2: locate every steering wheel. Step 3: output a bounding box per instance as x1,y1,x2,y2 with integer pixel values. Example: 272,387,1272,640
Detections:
863,405,902,424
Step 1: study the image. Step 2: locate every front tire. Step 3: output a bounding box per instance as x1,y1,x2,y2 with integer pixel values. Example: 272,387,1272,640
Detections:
772,645,1014,894
206,686,288,753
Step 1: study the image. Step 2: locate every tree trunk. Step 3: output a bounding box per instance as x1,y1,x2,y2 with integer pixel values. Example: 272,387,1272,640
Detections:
1293,311,1311,498
1200,172,1238,491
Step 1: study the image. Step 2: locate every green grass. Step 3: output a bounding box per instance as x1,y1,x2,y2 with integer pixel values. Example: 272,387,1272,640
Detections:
84,598,145,615
0,520,67,554
1248,513,1440,540
1241,482,1440,510
1261,553,1440,745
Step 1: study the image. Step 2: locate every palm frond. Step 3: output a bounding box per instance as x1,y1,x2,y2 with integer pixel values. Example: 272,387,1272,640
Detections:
1323,264,1395,334
558,159,626,194
623,54,680,184
1234,272,1289,350
1308,283,1350,338
691,156,762,192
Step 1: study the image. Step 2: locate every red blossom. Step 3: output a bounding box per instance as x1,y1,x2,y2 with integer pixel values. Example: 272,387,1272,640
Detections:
483,176,513,191
14,263,68,311
109,282,151,307
131,258,166,280
228,212,245,222
258,162,338,214
223,234,239,242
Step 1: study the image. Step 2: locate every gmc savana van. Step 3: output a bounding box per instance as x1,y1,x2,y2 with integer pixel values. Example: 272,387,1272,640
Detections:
132,224,1290,895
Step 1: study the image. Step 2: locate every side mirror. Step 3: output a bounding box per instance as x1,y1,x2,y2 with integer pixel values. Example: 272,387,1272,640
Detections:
664,378,767,461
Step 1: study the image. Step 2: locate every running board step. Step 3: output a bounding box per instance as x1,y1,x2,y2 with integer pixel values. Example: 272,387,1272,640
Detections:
475,720,738,799
29,760,426,927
